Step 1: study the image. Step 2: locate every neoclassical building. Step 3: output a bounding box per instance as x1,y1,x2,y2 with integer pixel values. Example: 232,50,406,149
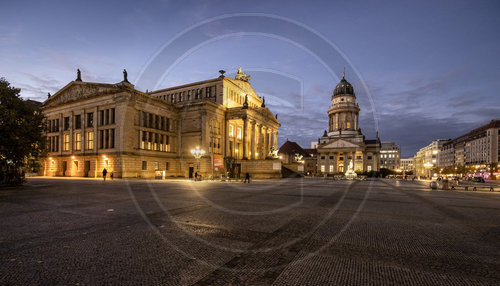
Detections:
41,68,281,179
316,72,380,174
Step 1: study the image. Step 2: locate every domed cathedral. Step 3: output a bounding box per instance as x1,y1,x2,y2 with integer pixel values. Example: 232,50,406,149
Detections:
316,71,380,174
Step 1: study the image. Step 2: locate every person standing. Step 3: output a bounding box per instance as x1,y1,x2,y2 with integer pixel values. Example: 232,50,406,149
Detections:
244,172,250,183
102,168,107,181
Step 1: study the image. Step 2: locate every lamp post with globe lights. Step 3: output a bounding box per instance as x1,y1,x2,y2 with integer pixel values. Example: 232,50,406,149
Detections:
191,146,205,178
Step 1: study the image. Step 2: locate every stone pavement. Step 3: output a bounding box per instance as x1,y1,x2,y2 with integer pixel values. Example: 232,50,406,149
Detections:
0,178,499,285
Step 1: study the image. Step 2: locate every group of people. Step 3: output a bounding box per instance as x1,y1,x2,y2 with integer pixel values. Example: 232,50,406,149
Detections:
102,168,113,181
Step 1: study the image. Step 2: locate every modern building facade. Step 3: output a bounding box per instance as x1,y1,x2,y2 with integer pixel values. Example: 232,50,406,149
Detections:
41,68,281,179
380,142,401,170
315,72,380,174
438,120,500,168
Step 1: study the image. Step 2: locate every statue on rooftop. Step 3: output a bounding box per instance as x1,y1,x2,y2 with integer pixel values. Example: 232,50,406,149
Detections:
76,69,82,81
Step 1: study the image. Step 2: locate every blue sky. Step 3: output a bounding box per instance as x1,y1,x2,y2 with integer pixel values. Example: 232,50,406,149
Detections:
1,0,499,157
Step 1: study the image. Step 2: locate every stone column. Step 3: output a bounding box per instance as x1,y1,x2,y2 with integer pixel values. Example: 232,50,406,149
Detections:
258,124,263,159
225,120,230,157
263,127,268,158
268,132,272,157
250,120,256,160
242,117,248,159
273,131,278,150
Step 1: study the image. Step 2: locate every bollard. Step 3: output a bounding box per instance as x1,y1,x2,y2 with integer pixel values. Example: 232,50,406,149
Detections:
490,187,494,192
473,187,477,192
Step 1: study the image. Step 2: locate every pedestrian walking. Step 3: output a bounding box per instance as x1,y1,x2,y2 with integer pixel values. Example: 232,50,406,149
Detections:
102,168,107,181
194,171,198,181
110,172,114,180
244,172,251,183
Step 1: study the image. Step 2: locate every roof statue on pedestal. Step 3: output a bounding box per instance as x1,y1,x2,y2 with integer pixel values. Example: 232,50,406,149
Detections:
123,69,129,83
235,67,251,82
76,69,82,82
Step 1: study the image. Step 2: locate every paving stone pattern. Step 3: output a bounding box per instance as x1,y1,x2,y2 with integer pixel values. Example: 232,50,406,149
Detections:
0,178,499,285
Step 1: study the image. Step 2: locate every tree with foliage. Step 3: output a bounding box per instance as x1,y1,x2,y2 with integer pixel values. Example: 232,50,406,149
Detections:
0,78,45,185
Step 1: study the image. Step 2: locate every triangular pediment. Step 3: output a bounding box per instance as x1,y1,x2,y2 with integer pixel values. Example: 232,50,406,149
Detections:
320,138,362,149
43,81,131,108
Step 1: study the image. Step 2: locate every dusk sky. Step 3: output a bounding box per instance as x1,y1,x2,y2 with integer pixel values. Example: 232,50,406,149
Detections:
2,0,499,157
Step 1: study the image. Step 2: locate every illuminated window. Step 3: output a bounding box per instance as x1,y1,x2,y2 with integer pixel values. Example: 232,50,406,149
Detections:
321,165,325,172
74,133,81,151
86,131,94,150
63,134,70,151
237,127,242,139
329,165,334,172
367,165,372,172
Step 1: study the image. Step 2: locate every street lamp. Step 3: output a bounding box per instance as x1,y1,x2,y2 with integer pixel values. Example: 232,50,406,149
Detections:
190,146,205,176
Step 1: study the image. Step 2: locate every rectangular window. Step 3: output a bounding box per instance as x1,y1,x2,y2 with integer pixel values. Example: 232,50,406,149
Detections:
87,112,94,127
148,114,153,128
160,117,164,130
142,161,147,170
105,109,109,125
99,130,104,149
237,127,242,139
74,133,81,151
142,112,147,127
111,108,115,124
329,165,334,172
154,133,159,151
154,162,159,170
166,162,169,170
229,125,234,137
105,129,109,149
141,131,146,149
55,119,59,131
86,131,94,150
110,129,115,148
64,117,70,130
367,165,372,172
75,115,81,129
99,110,104,126
155,115,159,129
321,165,325,172
206,87,211,97
148,132,152,150
165,136,170,152
166,118,170,131
63,134,70,151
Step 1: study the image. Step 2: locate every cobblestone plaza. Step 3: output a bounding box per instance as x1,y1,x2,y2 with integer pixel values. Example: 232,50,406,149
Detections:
1,178,499,285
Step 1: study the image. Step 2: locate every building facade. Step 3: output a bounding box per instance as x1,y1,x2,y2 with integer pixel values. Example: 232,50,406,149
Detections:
438,120,500,168
315,72,380,174
41,68,281,179
380,142,401,170
400,158,414,172
413,139,450,178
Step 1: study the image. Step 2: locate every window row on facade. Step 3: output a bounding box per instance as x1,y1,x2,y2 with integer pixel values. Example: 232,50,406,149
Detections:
47,129,114,153
140,131,171,152
141,111,172,132
47,108,115,133
156,86,216,103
